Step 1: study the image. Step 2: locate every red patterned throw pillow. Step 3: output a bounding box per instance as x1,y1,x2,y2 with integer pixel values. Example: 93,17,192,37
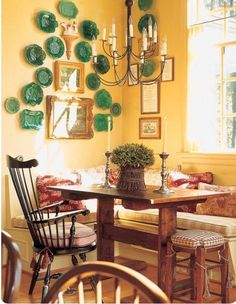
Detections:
36,174,86,212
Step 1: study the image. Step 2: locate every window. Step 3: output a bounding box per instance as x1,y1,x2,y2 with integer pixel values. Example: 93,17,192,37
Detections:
187,0,236,152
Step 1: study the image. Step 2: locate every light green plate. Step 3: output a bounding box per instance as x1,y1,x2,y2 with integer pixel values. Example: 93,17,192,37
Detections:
58,1,78,19
35,67,53,87
138,0,153,11
141,59,156,77
20,110,44,130
45,36,65,58
5,97,20,114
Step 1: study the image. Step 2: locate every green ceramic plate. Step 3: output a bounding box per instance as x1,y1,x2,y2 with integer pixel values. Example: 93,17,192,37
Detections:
36,11,58,33
94,114,113,132
35,67,53,87
22,82,44,106
20,110,44,130
80,20,99,40
95,89,112,109
75,41,92,62
25,44,46,66
5,97,20,114
86,73,101,90
138,14,156,33
141,59,156,77
45,36,65,58
110,102,122,117
95,55,110,74
138,0,153,11
58,1,78,19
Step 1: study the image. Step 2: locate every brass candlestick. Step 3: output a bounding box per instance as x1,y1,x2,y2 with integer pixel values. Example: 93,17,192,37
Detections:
104,151,112,189
154,152,174,194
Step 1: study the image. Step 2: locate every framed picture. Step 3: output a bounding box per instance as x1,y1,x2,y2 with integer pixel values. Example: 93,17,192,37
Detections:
54,61,85,93
141,81,160,114
46,95,94,139
139,117,161,139
128,64,139,86
161,57,174,81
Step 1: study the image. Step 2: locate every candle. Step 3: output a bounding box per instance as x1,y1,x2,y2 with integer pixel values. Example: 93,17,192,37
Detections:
112,19,116,36
153,23,157,43
129,16,133,37
148,17,153,38
113,51,118,66
112,36,117,51
142,28,148,51
102,25,106,41
162,116,167,153
161,35,168,56
92,36,97,56
108,32,112,45
107,116,111,151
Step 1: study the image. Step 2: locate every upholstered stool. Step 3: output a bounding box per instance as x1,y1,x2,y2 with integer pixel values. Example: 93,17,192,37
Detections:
165,230,230,303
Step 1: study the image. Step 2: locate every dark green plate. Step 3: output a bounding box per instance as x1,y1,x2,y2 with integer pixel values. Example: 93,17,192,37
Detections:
5,97,20,114
141,59,156,77
95,89,112,109
75,41,92,62
95,55,110,74
45,36,65,58
58,1,78,19
20,110,44,130
110,102,122,117
138,0,153,11
94,114,113,132
138,14,156,33
36,11,58,33
80,20,99,40
22,82,44,106
25,44,46,66
35,67,53,87
86,73,101,90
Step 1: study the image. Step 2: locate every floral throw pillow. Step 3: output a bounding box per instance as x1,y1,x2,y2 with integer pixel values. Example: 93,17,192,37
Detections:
36,174,86,212
196,182,236,217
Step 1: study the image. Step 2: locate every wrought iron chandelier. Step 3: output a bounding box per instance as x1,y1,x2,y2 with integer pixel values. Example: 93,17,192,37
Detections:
90,0,167,86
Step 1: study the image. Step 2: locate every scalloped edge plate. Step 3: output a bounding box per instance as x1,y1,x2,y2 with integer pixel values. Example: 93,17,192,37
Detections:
45,36,65,58
58,1,78,19
110,102,122,117
36,11,58,33
75,41,92,62
86,73,101,90
25,44,46,66
22,82,44,106
95,89,112,109
35,67,53,87
5,97,20,114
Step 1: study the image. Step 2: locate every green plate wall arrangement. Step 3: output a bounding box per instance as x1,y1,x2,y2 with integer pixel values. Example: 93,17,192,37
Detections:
5,97,20,114
22,82,44,106
86,73,101,90
75,41,92,62
138,14,156,33
25,44,46,66
94,114,113,132
95,89,112,109
35,67,53,87
141,59,156,77
36,11,58,33
45,36,65,58
58,0,78,19
95,55,110,74
80,20,99,40
20,109,44,130
138,0,153,11
110,102,122,117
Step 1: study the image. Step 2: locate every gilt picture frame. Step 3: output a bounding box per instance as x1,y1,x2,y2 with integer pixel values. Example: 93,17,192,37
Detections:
54,61,85,93
139,117,161,139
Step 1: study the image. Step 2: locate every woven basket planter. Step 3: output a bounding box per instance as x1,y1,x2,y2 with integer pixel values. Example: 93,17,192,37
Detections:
117,167,146,191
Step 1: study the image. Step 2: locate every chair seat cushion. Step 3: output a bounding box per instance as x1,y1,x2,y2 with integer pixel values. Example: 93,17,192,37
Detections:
39,222,96,248
171,229,225,248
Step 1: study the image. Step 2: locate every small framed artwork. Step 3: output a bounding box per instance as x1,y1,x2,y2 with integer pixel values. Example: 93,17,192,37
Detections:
139,117,161,139
54,61,85,93
128,64,139,86
141,81,160,114
161,57,174,81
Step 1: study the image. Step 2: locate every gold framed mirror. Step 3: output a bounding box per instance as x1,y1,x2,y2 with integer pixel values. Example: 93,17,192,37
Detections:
46,95,94,139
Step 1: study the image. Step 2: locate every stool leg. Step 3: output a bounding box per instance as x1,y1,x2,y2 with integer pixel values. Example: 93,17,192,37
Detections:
190,253,196,300
165,242,175,300
195,247,205,303
221,243,229,303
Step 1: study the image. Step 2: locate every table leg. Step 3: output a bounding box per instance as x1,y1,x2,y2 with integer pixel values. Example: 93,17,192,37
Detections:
96,198,114,262
158,207,177,294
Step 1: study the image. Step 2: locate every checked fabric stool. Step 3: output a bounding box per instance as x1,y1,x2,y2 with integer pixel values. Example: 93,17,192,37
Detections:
165,230,230,303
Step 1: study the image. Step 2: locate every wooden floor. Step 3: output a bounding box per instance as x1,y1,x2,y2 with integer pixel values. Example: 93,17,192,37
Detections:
3,257,236,303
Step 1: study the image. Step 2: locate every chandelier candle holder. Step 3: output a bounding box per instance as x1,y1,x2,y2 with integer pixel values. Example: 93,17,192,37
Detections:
91,0,168,86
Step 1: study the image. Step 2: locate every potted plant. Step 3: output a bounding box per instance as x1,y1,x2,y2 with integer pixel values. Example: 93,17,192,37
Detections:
111,143,155,191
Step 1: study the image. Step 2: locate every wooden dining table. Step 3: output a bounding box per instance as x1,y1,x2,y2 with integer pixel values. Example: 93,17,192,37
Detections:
48,184,227,295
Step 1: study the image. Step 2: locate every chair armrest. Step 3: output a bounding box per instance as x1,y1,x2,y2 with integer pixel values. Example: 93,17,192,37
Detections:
29,209,90,225
37,200,70,212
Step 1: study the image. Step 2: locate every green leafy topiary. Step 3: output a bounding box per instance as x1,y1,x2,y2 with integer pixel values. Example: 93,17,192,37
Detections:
111,143,155,168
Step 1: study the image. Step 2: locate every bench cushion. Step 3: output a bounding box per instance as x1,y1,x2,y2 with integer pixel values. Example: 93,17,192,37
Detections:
116,207,236,237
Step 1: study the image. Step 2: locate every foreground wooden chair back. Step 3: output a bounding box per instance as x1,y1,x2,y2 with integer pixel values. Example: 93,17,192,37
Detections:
7,155,97,302
44,261,170,303
2,230,22,303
